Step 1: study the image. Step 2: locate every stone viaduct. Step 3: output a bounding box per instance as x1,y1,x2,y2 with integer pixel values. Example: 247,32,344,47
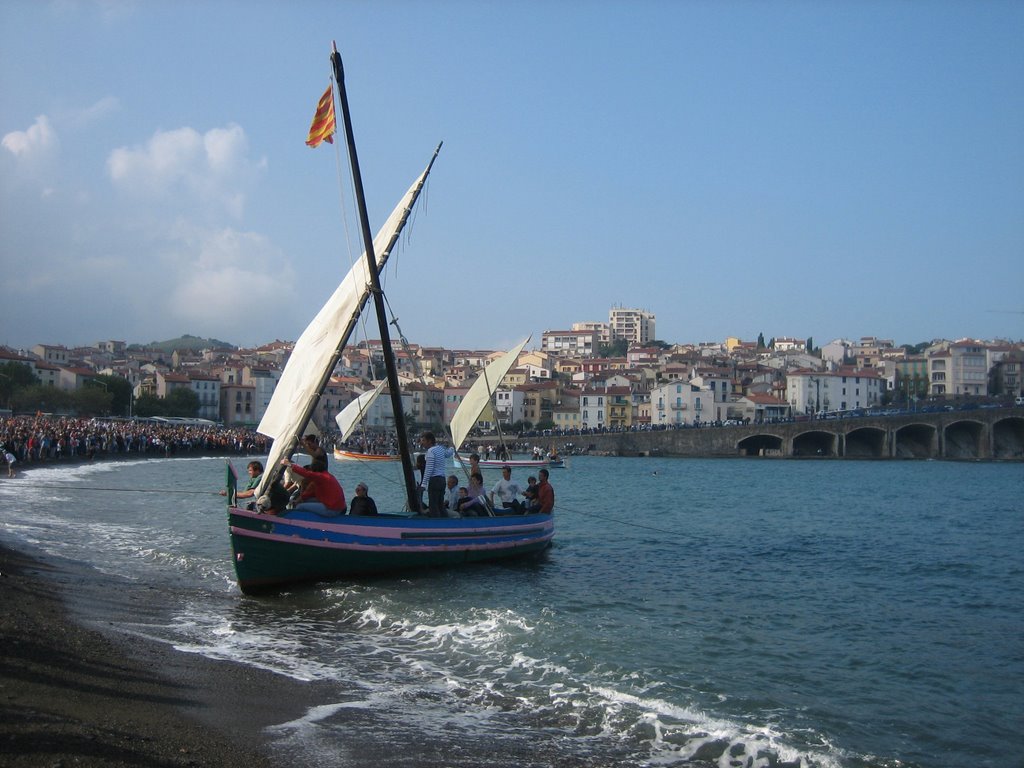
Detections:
544,407,1024,461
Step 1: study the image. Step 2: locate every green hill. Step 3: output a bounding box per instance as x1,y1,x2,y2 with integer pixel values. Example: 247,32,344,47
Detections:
128,334,236,352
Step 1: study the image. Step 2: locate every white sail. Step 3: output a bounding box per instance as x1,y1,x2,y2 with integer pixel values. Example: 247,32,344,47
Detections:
256,160,434,495
449,337,530,450
334,379,386,442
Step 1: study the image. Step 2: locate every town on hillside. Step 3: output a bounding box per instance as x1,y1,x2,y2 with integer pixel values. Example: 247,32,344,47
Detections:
1,306,1022,438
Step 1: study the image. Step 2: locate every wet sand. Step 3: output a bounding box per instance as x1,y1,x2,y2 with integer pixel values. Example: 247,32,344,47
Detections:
0,541,317,767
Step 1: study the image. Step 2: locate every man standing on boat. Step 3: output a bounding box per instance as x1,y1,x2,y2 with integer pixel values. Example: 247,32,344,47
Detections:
419,432,453,516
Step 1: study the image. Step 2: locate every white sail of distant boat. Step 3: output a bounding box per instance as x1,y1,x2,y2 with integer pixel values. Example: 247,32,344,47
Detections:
334,379,387,441
255,153,438,496
449,337,530,451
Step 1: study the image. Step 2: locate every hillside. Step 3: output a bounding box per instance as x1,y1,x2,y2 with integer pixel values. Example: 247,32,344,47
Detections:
127,334,235,353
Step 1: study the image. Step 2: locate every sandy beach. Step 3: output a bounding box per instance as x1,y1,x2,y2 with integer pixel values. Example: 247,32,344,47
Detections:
0,540,318,767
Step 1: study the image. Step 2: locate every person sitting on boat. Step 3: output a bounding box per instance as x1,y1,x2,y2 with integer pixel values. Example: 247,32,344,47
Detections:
348,482,378,516
522,476,538,508
534,468,554,514
490,465,523,514
419,432,454,517
459,471,490,517
280,456,347,516
220,460,263,503
444,474,462,518
301,434,327,465
256,479,292,516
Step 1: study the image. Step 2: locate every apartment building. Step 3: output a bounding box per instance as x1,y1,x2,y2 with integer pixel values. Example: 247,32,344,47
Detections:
785,368,883,414
541,329,600,358
609,307,655,346
928,340,991,397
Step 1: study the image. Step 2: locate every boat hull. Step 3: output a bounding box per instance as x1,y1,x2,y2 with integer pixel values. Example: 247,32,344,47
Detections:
228,507,554,593
454,456,548,469
333,449,399,462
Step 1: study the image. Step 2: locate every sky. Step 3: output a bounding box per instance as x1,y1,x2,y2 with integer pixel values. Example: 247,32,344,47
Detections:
2,0,1023,354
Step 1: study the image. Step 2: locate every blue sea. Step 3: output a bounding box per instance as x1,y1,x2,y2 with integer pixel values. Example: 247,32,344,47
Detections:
1,455,1021,767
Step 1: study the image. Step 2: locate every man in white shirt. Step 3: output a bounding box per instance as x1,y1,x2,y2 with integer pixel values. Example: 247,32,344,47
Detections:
489,465,523,514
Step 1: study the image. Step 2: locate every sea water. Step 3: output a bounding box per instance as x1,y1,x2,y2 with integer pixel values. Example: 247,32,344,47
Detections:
0,455,1021,767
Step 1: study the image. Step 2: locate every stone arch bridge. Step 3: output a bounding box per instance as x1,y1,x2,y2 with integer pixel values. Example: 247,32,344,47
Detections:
573,408,1024,460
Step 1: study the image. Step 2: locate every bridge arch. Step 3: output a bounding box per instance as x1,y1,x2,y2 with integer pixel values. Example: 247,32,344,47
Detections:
844,426,887,458
737,433,784,456
993,416,1024,459
894,423,938,458
944,419,985,459
792,430,837,457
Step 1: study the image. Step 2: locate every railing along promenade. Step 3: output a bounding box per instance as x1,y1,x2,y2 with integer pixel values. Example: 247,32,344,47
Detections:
507,407,1024,461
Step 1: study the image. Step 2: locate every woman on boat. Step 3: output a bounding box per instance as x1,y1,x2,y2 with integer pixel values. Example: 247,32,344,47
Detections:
459,471,489,517
280,456,347,516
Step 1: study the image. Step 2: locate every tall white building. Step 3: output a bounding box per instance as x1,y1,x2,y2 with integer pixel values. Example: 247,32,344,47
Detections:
609,307,655,346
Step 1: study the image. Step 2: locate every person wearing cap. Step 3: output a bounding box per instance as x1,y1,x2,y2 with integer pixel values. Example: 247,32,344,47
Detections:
348,481,378,516
489,465,523,514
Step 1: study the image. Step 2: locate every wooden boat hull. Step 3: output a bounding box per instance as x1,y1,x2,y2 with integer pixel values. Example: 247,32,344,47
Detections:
228,507,554,593
333,449,398,462
454,456,548,469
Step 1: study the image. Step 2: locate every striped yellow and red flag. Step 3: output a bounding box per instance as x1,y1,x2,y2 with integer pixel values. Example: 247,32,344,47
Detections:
305,85,336,148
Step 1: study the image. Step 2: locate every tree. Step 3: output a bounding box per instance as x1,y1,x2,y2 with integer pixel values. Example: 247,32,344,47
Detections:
91,374,134,416
598,339,628,358
757,333,765,349
0,362,37,409
165,387,200,417
73,387,113,417
10,385,73,415
805,337,814,353
133,393,166,417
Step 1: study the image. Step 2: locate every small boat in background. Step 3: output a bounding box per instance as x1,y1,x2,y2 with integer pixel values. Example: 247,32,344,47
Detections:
455,455,548,470
332,380,399,462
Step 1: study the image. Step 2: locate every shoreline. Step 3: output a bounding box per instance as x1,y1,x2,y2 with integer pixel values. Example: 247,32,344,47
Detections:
0,539,323,767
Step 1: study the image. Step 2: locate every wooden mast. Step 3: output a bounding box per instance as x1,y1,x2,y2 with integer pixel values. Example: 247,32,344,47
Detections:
330,42,422,513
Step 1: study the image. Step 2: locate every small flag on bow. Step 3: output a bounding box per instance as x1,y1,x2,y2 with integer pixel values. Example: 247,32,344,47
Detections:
225,460,238,506
306,85,336,148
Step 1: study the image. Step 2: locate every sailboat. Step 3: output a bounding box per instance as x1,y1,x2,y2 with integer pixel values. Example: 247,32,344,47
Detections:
332,380,399,461
449,339,548,469
226,44,554,594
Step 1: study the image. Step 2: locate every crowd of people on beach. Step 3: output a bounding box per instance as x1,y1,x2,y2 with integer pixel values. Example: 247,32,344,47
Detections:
0,415,269,475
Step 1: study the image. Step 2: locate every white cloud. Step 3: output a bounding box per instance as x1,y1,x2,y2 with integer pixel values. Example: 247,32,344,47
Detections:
163,225,299,338
107,123,260,218
69,96,121,128
2,115,58,159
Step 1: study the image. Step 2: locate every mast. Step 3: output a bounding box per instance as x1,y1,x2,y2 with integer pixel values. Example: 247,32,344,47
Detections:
331,42,422,512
